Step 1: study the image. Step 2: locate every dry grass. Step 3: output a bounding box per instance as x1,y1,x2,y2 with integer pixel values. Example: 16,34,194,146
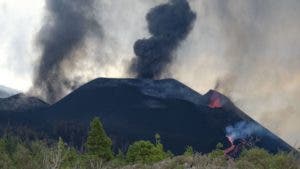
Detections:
107,154,237,169
106,152,300,169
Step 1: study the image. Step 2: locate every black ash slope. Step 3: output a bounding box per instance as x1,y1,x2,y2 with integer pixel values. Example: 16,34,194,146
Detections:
42,78,294,153
0,78,295,154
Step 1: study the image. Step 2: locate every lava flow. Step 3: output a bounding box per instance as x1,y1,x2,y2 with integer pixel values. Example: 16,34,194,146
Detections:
224,136,236,155
208,91,222,108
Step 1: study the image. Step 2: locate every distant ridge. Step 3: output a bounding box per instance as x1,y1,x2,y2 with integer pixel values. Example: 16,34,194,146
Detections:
0,93,49,112
0,85,19,98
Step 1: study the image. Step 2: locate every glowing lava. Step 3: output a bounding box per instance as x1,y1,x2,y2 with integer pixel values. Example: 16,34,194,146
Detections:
224,136,236,155
208,92,222,108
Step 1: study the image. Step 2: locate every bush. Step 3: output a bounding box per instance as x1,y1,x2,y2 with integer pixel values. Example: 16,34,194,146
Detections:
183,146,194,156
236,148,300,169
108,149,128,167
208,143,224,159
236,148,272,169
270,152,299,169
0,144,13,168
126,140,169,164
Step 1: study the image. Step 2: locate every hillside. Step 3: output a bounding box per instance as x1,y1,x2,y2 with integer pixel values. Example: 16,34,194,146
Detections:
0,78,295,154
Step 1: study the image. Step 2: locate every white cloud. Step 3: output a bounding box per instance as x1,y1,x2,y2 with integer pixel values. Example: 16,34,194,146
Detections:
0,0,44,91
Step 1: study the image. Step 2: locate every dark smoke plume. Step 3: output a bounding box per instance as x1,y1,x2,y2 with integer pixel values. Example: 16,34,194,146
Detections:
34,0,100,103
130,0,196,79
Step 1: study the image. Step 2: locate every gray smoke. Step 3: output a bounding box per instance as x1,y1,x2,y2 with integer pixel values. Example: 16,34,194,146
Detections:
130,0,196,79
226,121,264,141
33,0,101,103
171,0,300,147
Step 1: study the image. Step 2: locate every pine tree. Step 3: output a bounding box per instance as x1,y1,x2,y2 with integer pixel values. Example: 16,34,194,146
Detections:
85,117,113,160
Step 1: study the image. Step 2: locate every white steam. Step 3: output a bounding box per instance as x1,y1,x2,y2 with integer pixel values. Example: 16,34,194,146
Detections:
226,121,263,141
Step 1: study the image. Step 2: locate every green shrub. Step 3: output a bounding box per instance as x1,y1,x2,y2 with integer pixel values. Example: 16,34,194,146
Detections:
270,152,299,169
0,151,13,169
208,143,224,159
0,135,19,155
126,140,168,164
236,149,300,169
12,144,37,169
109,149,127,167
236,148,272,169
184,146,194,156
30,141,49,167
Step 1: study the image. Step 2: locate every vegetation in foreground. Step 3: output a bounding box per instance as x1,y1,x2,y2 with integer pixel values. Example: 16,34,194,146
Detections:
0,117,299,169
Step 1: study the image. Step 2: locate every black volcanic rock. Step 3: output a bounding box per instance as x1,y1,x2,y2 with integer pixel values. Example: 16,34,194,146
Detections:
0,78,295,154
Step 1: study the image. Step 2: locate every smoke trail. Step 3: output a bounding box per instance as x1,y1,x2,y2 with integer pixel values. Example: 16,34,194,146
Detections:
130,0,196,79
33,0,101,103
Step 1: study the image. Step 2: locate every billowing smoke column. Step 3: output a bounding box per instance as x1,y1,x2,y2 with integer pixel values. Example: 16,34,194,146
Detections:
33,0,100,103
130,0,196,79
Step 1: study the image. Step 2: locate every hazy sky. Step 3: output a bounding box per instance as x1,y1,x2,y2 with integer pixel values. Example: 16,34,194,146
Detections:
0,0,299,148
0,0,44,91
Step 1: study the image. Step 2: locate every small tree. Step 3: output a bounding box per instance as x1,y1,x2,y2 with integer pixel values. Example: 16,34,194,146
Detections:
126,140,166,164
85,117,113,161
126,134,170,164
